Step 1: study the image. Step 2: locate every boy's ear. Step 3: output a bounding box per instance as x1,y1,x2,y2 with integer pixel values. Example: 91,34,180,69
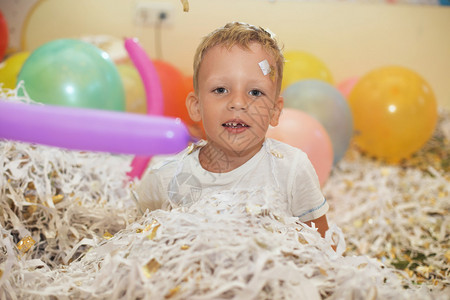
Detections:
186,91,202,122
269,95,284,127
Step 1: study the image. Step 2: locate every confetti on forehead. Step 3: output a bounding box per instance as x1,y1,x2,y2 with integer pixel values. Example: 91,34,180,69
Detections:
258,59,271,76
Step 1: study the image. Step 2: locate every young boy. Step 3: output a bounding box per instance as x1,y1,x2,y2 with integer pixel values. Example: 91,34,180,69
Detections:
136,22,330,237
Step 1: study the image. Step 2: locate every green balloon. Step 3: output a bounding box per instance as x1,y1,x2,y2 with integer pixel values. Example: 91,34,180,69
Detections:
18,39,125,111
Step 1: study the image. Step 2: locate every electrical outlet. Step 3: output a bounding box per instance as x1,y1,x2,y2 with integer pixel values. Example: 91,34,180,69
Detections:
134,1,175,27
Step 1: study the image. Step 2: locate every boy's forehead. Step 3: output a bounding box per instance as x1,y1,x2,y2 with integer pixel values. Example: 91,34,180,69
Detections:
203,43,276,67
197,43,279,88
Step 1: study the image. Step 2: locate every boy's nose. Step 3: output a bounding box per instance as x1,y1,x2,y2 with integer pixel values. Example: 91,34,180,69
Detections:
227,94,247,111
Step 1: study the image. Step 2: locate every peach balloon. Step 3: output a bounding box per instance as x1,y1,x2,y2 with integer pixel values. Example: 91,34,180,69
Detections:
267,108,333,186
337,76,359,98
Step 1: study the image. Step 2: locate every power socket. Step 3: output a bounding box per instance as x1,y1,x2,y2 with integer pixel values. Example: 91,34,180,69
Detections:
134,1,175,27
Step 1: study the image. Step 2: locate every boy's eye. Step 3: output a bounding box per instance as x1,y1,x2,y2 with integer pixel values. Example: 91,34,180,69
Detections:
249,89,263,97
213,87,227,94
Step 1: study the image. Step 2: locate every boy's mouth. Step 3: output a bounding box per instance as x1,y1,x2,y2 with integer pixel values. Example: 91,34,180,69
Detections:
222,120,250,129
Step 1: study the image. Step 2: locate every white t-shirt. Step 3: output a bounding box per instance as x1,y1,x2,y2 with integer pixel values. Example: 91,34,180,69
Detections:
135,138,328,222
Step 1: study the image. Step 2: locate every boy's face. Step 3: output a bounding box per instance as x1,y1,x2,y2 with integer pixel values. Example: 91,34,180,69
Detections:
187,43,283,157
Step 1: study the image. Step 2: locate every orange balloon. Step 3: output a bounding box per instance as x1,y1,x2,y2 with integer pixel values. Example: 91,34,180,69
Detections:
184,74,194,94
348,66,437,163
182,74,206,139
153,60,193,126
267,108,333,186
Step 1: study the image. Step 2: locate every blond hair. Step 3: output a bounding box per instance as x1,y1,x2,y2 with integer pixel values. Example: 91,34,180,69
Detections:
192,22,284,95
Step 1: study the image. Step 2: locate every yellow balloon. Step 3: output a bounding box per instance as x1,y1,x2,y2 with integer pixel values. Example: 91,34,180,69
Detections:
282,51,333,91
117,63,147,114
0,52,30,89
348,66,437,163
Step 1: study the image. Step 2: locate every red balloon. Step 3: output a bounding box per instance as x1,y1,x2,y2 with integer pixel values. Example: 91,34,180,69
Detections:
153,60,193,126
0,10,9,61
267,108,333,186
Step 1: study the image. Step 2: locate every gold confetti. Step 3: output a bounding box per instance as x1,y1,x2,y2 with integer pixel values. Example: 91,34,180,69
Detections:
180,0,189,12
17,236,35,253
319,267,327,276
281,251,298,259
254,238,268,249
165,286,181,298
142,258,160,278
24,205,37,218
180,244,190,250
147,224,161,240
298,236,308,245
445,250,450,262
416,266,431,278
353,219,363,228
389,247,397,259
103,231,113,239
263,224,274,233
52,194,64,204
270,150,283,159
381,168,390,176
357,263,368,269
406,269,414,278
344,179,353,189
144,219,159,232
186,143,195,154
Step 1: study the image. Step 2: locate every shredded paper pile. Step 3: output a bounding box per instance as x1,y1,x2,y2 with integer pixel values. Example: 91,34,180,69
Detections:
0,87,449,299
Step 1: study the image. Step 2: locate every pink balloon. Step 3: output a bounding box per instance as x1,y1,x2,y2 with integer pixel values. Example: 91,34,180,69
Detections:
266,108,333,186
124,38,165,179
0,100,190,155
124,38,164,115
337,77,359,98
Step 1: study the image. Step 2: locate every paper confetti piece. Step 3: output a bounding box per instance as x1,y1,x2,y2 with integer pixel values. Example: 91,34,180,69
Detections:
142,258,161,278
17,236,35,253
258,59,271,76
180,0,189,12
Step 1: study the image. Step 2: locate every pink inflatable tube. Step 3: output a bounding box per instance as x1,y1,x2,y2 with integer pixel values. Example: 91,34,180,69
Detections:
124,38,164,116
124,38,164,179
0,101,190,155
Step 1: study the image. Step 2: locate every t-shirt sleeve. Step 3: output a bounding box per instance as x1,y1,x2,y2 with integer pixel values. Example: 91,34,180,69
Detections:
290,152,328,222
135,169,168,213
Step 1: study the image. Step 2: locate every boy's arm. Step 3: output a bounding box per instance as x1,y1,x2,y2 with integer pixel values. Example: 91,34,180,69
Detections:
304,214,329,238
305,214,337,251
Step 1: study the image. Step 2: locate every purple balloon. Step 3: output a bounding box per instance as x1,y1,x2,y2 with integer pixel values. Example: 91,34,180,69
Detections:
0,101,190,155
